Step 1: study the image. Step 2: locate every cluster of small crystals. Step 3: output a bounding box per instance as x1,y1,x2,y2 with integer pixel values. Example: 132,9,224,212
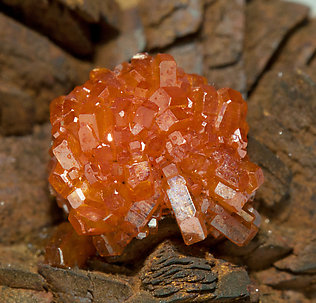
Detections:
49,53,264,257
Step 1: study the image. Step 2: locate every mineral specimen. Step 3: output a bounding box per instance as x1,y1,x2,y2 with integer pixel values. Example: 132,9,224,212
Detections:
45,222,95,268
48,53,263,259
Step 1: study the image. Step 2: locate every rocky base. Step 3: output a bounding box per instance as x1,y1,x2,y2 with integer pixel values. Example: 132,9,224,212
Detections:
0,0,315,302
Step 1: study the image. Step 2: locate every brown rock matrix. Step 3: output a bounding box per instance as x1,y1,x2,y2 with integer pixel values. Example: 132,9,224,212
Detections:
1,0,316,301
48,53,263,262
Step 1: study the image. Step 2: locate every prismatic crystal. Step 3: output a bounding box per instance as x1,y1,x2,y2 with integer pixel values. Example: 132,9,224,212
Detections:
48,53,263,259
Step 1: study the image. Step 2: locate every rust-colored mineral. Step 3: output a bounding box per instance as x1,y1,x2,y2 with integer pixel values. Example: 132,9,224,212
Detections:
48,53,263,259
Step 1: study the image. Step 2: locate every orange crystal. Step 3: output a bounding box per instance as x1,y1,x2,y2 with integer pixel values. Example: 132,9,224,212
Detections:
48,53,264,257
45,222,96,268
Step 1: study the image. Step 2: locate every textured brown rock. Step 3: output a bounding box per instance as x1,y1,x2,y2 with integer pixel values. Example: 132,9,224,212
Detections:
274,236,316,274
125,291,160,303
0,0,120,56
39,264,133,303
89,271,133,303
245,0,309,91
255,267,316,291
205,60,247,97
95,5,145,69
244,221,292,271
247,67,316,300
308,54,316,81
0,244,45,291
202,0,244,68
53,292,93,303
274,18,316,85
0,124,60,243
0,81,35,135
215,266,250,301
58,0,120,26
247,136,292,209
0,286,53,303
141,241,251,302
167,41,203,75
141,0,203,49
273,20,316,71
256,285,312,303
39,265,91,298
141,244,218,301
0,12,90,135
248,69,316,227
0,0,316,301
202,0,246,94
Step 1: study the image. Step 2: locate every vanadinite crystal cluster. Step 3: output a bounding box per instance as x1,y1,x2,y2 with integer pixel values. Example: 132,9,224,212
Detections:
49,53,264,259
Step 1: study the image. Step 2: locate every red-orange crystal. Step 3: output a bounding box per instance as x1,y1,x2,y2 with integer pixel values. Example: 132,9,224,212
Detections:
49,53,264,257
45,222,95,268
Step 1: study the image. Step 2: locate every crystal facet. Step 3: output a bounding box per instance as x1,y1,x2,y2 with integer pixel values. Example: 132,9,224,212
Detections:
48,53,264,260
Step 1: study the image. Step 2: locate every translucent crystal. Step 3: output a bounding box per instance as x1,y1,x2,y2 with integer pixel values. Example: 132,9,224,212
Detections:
48,53,264,263
166,175,207,244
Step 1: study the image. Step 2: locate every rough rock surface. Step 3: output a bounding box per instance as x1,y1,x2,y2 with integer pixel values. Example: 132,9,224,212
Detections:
247,136,292,210
39,265,133,303
57,0,120,26
245,0,309,91
140,0,203,49
0,287,53,303
248,69,316,226
255,267,316,292
273,20,316,71
95,5,145,69
0,240,254,303
274,237,316,274
141,241,251,302
0,0,121,56
0,124,59,243
0,0,316,301
0,13,90,135
141,242,218,301
202,0,246,95
167,41,203,75
247,68,316,300
0,244,45,291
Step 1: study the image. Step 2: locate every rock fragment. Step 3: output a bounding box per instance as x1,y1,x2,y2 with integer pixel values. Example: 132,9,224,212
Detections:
245,0,309,91
0,124,59,243
244,222,292,271
167,41,203,75
140,0,203,49
247,136,292,209
0,286,53,303
0,244,45,291
39,264,133,303
201,0,246,94
95,5,145,69
255,267,316,291
141,241,251,302
0,13,90,135
274,237,316,274
0,0,121,56
248,69,316,227
273,20,316,71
